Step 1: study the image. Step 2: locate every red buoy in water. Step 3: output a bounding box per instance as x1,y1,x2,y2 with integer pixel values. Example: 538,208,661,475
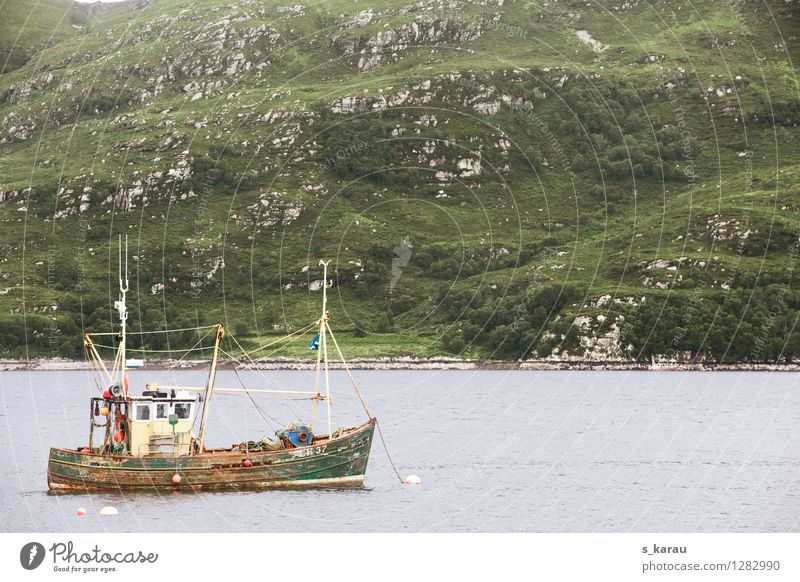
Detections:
243,459,253,467
172,474,182,485
76,507,87,517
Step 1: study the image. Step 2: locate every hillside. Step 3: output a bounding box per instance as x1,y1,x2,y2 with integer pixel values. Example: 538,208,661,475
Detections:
0,0,799,362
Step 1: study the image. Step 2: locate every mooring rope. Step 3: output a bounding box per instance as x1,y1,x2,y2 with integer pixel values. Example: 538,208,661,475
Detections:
375,418,405,483
325,322,403,483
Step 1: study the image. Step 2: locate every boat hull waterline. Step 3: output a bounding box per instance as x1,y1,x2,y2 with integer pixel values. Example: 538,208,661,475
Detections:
48,419,375,491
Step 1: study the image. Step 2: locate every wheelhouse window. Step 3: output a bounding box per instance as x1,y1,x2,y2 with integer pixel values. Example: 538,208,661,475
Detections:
156,403,168,419
136,404,151,421
174,403,191,419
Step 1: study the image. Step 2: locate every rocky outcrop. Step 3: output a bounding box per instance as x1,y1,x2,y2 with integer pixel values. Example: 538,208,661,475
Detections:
333,17,486,71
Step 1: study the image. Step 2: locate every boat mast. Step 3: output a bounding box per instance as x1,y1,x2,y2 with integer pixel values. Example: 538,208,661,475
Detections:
197,323,224,453
319,260,332,437
113,235,129,391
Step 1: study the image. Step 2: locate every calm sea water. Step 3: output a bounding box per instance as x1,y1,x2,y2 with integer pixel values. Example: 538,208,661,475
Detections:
1,369,799,532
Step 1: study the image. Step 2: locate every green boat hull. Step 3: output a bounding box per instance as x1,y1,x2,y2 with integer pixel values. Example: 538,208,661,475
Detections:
48,419,375,491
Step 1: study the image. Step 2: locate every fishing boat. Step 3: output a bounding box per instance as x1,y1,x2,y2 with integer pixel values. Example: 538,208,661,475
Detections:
48,239,376,491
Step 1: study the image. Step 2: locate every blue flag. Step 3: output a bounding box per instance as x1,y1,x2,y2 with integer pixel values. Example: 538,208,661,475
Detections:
309,334,320,350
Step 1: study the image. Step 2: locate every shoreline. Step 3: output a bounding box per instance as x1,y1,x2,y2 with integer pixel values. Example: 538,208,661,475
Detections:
2,358,800,372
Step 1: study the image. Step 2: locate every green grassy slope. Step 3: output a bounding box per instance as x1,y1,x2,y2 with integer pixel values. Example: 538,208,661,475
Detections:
0,0,106,74
0,0,798,362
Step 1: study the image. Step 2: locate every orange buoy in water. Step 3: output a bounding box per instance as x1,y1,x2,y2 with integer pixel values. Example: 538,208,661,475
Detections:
172,474,182,485
76,507,87,517
100,407,109,417
403,474,422,485
243,459,253,467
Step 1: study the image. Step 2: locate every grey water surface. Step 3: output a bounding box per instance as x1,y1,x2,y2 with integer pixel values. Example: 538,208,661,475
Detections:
1,369,799,532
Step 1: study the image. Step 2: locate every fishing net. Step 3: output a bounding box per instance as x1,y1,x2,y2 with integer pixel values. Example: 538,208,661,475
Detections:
239,436,285,452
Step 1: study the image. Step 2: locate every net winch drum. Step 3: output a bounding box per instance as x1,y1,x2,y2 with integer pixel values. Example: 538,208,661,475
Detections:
278,424,314,448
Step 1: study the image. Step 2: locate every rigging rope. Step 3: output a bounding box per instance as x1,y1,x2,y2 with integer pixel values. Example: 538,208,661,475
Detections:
85,336,113,391
227,333,307,421
233,322,317,361
220,347,281,409
83,313,406,482
214,393,318,401
325,322,371,418
85,326,216,391
90,343,216,353
87,325,218,336
147,327,215,387
228,357,282,430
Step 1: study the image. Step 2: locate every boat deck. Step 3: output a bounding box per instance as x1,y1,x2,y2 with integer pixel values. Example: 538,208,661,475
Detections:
48,419,376,491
